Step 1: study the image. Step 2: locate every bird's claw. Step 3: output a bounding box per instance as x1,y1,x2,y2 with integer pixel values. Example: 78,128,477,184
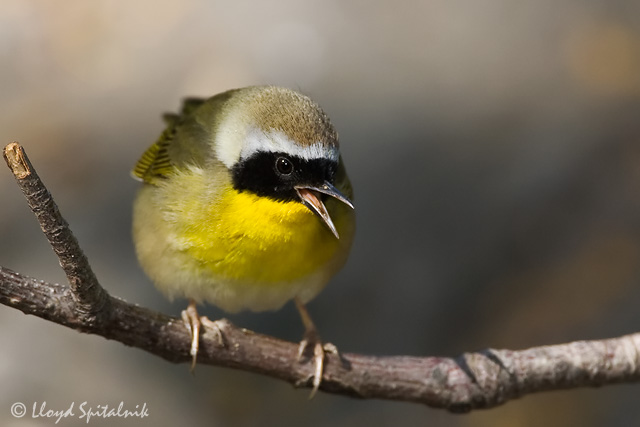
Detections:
181,301,225,373
297,331,338,399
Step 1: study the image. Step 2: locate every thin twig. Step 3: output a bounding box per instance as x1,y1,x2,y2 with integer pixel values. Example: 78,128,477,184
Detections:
3,142,110,325
2,142,640,412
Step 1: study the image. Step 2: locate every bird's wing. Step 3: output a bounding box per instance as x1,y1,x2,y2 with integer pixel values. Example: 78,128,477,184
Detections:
131,98,206,184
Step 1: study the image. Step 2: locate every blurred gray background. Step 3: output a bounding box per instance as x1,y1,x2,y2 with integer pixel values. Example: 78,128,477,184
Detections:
2,1,640,426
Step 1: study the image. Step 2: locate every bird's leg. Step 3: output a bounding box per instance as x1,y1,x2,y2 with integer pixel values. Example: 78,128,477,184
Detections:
294,297,337,398
181,299,201,372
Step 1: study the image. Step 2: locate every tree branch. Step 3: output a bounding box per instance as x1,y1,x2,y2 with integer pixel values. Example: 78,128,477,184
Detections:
3,142,110,324
2,142,640,412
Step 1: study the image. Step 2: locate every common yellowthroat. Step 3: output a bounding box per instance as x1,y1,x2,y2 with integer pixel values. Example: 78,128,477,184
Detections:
131,86,355,395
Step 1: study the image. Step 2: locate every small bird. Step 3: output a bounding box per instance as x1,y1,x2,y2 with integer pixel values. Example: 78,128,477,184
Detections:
131,86,355,396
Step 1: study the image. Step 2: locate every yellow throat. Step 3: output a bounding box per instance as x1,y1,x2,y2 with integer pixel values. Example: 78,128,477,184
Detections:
178,184,350,283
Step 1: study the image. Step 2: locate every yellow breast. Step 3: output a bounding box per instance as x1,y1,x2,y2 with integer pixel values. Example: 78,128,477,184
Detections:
174,185,349,284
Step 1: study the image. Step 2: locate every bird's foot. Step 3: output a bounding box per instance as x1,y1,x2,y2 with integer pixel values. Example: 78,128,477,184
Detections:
297,327,339,399
181,300,225,372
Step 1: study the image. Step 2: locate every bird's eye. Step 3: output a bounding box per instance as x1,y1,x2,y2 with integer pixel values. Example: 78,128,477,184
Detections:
275,157,293,175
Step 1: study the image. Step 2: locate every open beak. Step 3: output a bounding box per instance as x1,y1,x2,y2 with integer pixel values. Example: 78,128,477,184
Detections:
295,181,354,239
